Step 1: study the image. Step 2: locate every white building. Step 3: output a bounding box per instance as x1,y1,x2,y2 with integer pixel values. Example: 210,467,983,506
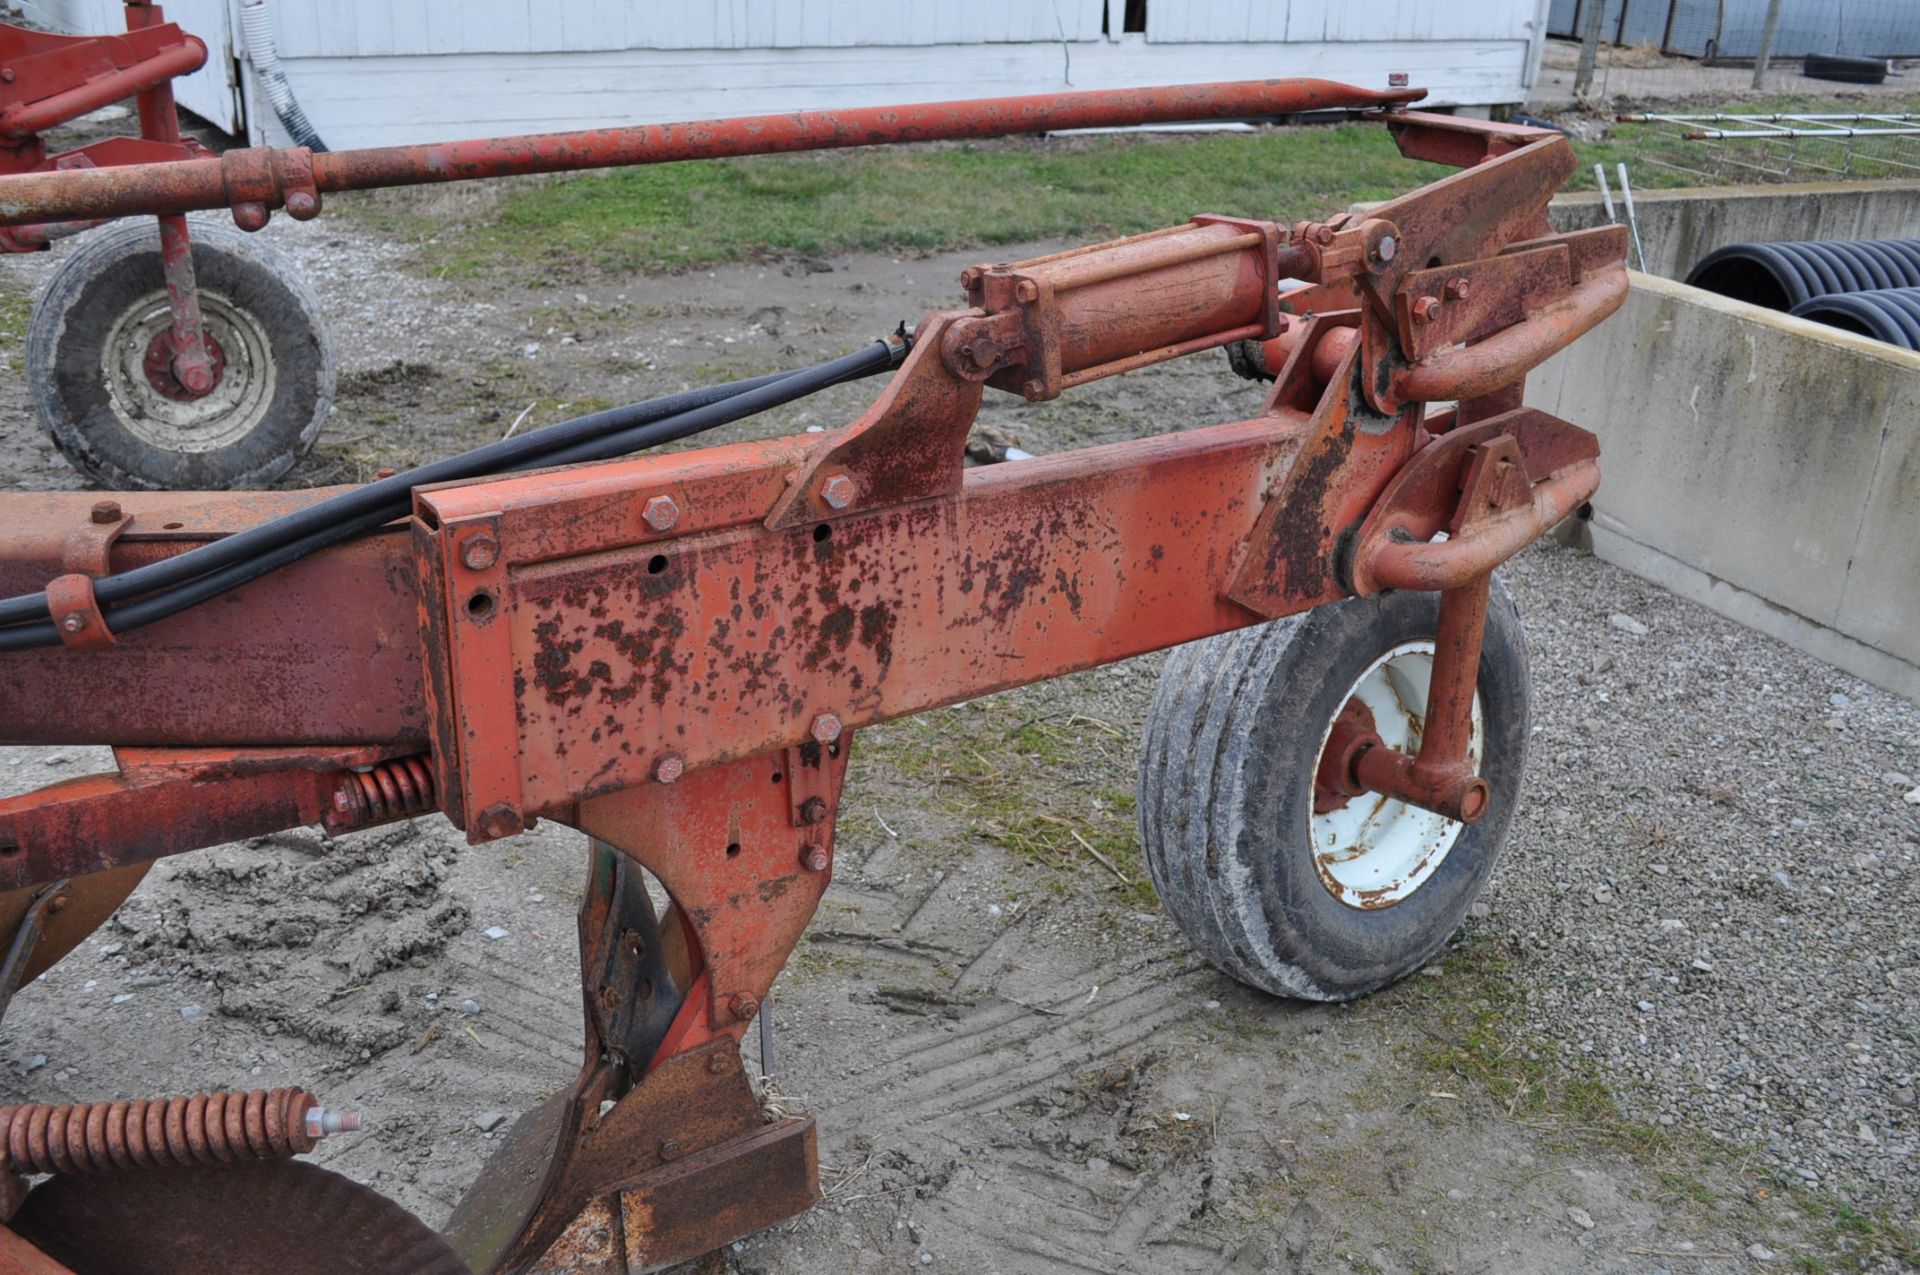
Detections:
21,1,1552,148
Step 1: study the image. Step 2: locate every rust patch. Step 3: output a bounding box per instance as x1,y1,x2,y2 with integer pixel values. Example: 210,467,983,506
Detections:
532,617,589,707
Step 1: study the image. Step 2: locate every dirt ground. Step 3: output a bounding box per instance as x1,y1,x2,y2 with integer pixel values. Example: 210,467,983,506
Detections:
2,174,1919,1274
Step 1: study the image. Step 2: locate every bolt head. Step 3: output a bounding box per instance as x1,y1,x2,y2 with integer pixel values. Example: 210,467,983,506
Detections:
180,366,213,393
801,845,830,872
1022,379,1047,400
599,984,623,1010
642,495,680,532
659,1137,684,1161
286,190,318,218
1411,296,1443,324
820,474,856,510
1373,234,1397,262
653,753,685,784
959,266,982,289
1014,279,1040,303
798,796,829,826
728,993,760,1023
1444,276,1471,302
478,804,520,840
461,534,500,571
810,712,843,744
60,612,85,634
90,500,122,525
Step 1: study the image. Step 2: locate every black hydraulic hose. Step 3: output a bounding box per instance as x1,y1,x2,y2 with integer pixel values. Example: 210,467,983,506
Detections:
0,367,791,631
0,338,903,653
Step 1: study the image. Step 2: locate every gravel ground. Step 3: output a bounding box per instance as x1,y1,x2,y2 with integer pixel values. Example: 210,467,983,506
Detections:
1502,547,1920,1195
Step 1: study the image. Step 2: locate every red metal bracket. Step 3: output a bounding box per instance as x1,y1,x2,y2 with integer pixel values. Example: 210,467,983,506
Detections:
764,318,980,528
1347,409,1601,597
0,19,205,144
41,574,111,651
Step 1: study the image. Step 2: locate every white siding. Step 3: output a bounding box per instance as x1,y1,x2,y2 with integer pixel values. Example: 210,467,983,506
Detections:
254,36,1530,148
1148,0,1533,42
265,0,1111,57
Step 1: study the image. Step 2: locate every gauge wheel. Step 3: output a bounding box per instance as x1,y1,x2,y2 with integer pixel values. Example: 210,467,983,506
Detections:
1138,578,1530,1001
26,218,335,490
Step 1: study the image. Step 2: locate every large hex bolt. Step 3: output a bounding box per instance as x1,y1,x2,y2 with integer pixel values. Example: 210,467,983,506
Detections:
1411,296,1443,324
810,713,843,744
728,992,760,1023
653,753,686,784
642,495,680,532
477,803,520,840
461,534,500,571
820,474,857,510
90,501,122,525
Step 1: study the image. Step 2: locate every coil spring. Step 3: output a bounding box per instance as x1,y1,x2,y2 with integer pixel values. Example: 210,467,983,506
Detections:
333,755,436,827
0,1087,320,1175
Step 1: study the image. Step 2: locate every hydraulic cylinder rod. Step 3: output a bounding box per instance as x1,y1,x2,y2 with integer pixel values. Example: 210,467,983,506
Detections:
0,78,1421,228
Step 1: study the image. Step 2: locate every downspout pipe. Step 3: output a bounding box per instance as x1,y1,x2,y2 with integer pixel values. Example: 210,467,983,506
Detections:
240,0,327,152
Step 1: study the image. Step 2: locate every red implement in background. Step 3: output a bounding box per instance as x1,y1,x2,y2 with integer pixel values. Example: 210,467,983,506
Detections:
0,86,1624,1272
0,2,221,399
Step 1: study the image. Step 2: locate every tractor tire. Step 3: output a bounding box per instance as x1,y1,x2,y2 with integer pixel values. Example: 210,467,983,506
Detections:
1138,579,1530,1002
1804,53,1889,85
27,218,335,490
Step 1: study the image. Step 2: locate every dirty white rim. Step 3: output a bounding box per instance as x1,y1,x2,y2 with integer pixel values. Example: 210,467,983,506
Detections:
1309,640,1484,910
102,288,276,453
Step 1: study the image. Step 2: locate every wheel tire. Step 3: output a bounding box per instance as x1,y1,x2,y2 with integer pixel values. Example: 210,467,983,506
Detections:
1804,53,1889,86
1138,579,1530,1002
26,218,335,489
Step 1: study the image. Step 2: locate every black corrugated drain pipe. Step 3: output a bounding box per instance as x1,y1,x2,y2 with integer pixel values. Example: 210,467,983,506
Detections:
1684,239,1920,311
1790,286,1920,351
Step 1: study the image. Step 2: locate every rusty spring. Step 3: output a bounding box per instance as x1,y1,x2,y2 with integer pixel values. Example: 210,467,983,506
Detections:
0,1087,357,1175
332,755,436,828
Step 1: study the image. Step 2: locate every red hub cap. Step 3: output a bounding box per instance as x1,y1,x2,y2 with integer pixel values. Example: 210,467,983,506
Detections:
142,330,227,402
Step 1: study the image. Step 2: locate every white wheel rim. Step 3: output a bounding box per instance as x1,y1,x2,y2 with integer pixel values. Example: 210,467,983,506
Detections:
1309,640,1484,910
101,288,277,453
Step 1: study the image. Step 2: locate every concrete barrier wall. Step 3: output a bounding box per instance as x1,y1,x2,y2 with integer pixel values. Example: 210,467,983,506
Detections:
1549,181,1920,280
1531,272,1920,701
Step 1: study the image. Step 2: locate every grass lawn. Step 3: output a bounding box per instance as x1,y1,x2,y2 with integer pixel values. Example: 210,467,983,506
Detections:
383,94,1920,279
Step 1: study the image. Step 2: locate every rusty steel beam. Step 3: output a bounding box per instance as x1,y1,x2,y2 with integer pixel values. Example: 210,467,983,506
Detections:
0,490,422,747
0,79,1421,227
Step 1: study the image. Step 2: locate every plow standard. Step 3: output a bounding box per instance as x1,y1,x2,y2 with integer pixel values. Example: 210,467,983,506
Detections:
0,57,1621,1275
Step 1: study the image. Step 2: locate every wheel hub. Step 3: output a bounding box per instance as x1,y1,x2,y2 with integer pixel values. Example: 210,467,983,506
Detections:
141,329,227,402
1308,641,1484,910
102,288,276,454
